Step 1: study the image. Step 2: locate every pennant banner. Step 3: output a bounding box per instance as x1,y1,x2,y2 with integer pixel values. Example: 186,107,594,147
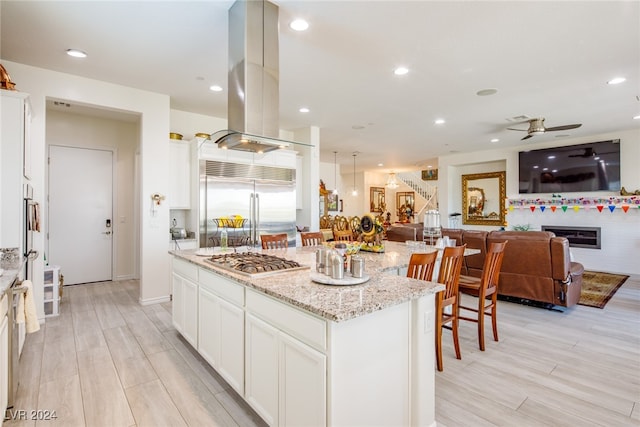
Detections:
608,205,615,212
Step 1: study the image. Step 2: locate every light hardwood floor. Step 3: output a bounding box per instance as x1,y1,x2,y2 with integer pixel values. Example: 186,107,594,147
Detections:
4,274,639,426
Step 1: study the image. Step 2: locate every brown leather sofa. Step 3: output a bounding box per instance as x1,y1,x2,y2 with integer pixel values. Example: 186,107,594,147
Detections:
386,223,424,242
441,229,584,308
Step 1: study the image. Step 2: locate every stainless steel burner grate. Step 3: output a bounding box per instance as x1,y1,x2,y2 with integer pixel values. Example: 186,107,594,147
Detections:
204,252,309,277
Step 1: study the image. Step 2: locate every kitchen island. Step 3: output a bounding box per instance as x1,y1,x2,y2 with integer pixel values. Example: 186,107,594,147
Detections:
170,241,446,427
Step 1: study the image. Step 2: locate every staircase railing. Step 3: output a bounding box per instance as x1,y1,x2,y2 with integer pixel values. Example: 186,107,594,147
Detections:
396,171,438,219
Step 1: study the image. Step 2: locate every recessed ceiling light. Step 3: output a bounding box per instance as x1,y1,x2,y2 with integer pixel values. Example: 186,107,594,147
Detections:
290,19,309,31
607,77,626,85
434,118,445,125
299,107,310,113
547,155,556,159
394,67,409,76
377,163,384,167
533,165,539,169
352,125,365,130
209,85,223,92
477,88,498,96
633,115,640,120
490,138,499,143
66,49,87,58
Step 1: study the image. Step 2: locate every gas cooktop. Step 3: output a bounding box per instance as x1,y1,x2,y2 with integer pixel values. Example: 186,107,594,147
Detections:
204,252,309,277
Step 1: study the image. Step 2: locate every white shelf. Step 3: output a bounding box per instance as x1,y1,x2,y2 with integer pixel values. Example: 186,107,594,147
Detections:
43,265,61,317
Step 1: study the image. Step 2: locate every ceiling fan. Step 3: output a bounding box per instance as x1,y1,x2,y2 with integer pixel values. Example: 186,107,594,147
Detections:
507,118,582,140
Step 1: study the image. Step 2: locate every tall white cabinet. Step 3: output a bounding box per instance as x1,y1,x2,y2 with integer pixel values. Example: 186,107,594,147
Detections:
168,140,192,209
0,90,31,252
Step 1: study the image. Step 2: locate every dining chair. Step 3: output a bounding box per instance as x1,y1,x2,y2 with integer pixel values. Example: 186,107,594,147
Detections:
434,245,466,371
458,240,507,351
349,216,361,239
333,229,353,242
406,251,438,282
300,231,324,247
260,233,289,249
319,214,333,230
333,216,349,231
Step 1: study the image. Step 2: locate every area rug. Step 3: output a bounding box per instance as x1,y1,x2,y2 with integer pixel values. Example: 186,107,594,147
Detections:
578,271,629,309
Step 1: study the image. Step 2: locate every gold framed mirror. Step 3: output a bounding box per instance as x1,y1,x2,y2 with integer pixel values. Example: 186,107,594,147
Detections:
396,191,415,223
370,187,386,213
462,171,506,226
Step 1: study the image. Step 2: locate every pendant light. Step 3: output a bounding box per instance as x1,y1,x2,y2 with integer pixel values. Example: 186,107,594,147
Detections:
386,172,399,189
332,151,338,195
351,152,358,196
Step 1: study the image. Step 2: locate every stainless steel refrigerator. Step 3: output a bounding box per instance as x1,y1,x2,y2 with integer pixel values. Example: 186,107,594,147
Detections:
199,160,297,248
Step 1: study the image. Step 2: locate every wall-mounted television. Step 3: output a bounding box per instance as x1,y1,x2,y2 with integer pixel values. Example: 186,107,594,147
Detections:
518,139,621,194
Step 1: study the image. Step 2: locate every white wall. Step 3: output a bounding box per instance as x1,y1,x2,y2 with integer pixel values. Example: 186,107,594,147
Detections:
170,109,227,141
46,110,138,280
4,60,171,309
439,129,640,275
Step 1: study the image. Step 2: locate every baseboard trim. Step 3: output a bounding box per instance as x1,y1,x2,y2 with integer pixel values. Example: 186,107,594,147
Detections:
139,295,171,306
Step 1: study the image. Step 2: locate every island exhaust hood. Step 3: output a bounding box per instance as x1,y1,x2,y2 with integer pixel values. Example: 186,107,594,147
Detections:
211,0,287,154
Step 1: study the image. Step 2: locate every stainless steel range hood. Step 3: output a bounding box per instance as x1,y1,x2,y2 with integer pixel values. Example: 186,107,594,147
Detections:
211,0,285,153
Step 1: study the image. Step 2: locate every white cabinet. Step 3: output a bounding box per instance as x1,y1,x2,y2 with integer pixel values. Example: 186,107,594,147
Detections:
245,313,279,426
278,333,326,427
169,140,191,209
171,258,198,347
198,269,244,394
43,265,61,317
1,293,9,418
245,290,327,427
0,91,30,251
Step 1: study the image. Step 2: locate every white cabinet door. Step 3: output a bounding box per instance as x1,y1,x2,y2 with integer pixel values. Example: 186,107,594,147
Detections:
279,333,326,427
182,278,198,347
198,270,245,394
218,298,245,394
198,286,219,367
172,271,198,347
245,314,279,426
1,312,9,416
171,273,184,333
169,141,191,209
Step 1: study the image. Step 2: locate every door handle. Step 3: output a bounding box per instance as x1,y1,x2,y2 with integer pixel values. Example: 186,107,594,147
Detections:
102,231,111,235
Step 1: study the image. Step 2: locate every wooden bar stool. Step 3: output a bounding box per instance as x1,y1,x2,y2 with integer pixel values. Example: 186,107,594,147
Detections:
300,231,324,247
458,241,507,351
333,229,354,242
435,245,466,371
260,233,289,249
406,251,438,282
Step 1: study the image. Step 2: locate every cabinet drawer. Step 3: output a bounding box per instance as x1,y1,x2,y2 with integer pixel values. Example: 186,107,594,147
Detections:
199,269,244,307
246,289,326,352
173,258,198,282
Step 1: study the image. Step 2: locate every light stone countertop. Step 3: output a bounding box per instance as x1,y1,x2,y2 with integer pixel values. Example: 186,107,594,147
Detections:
170,241,478,322
0,260,25,297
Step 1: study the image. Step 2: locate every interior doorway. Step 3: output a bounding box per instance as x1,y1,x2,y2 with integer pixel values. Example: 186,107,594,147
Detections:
48,145,114,284
45,100,140,286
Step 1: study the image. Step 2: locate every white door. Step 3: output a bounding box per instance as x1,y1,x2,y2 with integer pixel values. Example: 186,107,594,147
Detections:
49,146,113,285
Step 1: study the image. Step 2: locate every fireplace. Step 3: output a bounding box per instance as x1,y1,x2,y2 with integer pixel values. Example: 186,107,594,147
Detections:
542,225,601,249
